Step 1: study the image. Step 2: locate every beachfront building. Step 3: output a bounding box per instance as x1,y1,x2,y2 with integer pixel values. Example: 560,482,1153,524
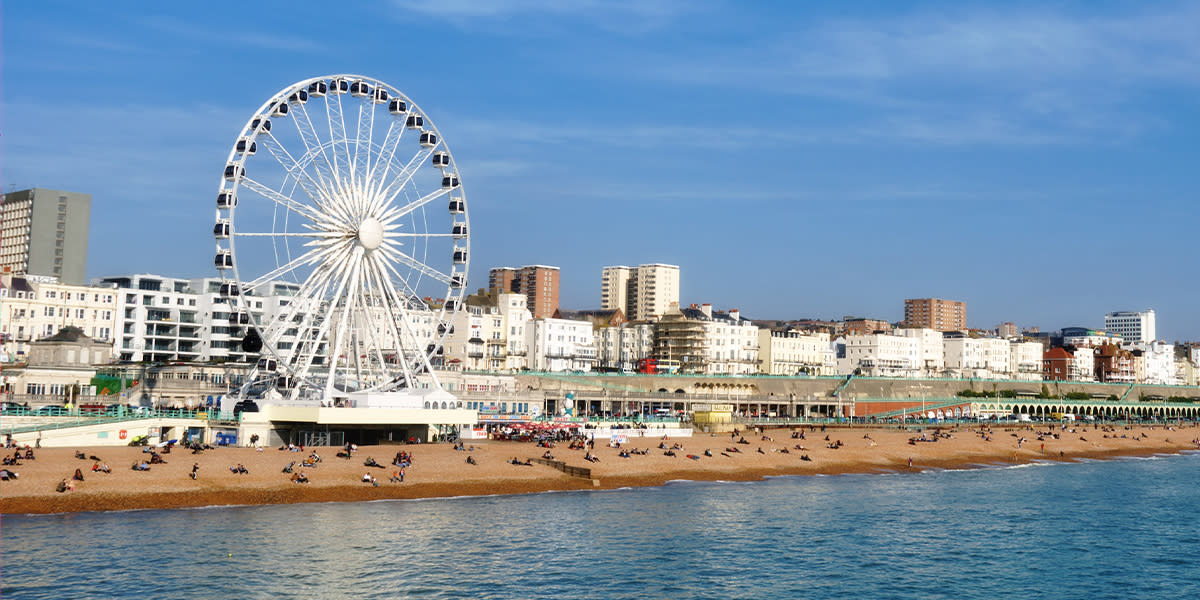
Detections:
1043,346,1095,382
896,328,945,376
600,263,680,321
1178,354,1199,386
652,303,707,373
1126,341,1176,385
701,307,759,375
943,336,987,378
758,329,834,375
1094,343,1136,383
443,290,532,372
0,327,108,406
1009,341,1044,381
836,333,920,377
1104,310,1156,344
982,338,1011,378
0,274,118,364
526,317,596,372
105,274,204,363
594,321,654,372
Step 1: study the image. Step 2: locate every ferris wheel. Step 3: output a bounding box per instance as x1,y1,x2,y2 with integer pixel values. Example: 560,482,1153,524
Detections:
212,74,468,403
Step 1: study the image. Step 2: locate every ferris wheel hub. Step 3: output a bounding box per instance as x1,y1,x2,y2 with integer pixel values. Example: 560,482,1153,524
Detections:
357,217,384,251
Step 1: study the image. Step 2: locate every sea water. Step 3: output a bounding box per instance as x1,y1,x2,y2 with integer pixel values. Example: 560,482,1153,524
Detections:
4,453,1199,599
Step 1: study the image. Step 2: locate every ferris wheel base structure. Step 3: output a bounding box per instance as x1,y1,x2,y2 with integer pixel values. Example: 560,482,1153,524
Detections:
348,388,459,410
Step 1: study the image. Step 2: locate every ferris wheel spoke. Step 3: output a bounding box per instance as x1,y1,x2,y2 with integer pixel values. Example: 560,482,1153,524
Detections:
353,99,375,188
365,254,423,387
378,246,453,286
376,146,436,206
258,132,331,204
359,260,402,385
238,244,331,291
389,232,455,238
285,262,346,388
325,249,366,399
365,120,404,196
239,177,334,227
325,92,353,185
292,102,339,190
380,186,453,225
233,231,334,238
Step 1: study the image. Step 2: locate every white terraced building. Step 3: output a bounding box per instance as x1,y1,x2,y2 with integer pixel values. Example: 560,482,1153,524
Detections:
758,329,833,376
1009,341,1044,381
0,274,118,363
595,322,654,372
526,317,596,372
443,292,531,372
896,328,945,376
837,333,921,377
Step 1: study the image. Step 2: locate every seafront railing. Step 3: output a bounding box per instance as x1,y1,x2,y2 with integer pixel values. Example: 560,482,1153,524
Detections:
0,408,235,436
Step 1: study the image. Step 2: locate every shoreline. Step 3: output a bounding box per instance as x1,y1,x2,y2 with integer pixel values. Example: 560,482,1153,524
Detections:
3,425,1196,516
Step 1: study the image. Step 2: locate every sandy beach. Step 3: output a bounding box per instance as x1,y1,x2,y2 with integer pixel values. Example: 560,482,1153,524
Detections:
2,424,1196,515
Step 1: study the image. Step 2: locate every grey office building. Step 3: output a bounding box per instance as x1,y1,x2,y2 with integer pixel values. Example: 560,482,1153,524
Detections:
0,188,91,284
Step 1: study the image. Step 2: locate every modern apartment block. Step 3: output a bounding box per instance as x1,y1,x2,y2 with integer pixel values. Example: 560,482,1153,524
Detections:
488,265,559,319
102,274,302,364
600,263,679,321
1,188,91,284
1104,310,1156,344
0,274,118,362
903,298,966,331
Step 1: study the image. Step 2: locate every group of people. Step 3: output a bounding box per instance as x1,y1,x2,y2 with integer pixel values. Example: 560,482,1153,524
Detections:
4,448,34,466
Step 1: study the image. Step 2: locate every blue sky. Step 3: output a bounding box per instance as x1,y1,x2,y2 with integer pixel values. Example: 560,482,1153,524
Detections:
4,1,1198,339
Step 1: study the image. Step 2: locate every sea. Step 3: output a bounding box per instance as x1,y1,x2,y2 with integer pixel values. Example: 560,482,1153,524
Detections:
3,452,1198,600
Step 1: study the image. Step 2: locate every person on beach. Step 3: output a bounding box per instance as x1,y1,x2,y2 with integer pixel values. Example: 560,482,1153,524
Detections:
72,468,85,482
466,455,477,465
191,463,200,480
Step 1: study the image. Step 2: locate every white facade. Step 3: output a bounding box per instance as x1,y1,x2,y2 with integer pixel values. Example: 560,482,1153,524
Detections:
1127,341,1176,385
106,274,205,363
443,292,530,372
758,329,833,375
1009,341,1044,381
595,322,654,372
1070,348,1095,382
1104,310,1155,344
981,338,1011,378
702,309,759,375
837,333,920,377
0,274,118,363
944,337,987,378
526,318,596,372
896,328,944,376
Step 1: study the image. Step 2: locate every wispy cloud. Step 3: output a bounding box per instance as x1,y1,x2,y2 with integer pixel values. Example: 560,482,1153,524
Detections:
394,0,703,33
624,4,1200,146
134,15,324,53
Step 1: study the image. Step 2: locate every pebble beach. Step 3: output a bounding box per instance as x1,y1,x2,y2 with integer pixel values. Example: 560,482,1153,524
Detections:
2,424,1195,515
